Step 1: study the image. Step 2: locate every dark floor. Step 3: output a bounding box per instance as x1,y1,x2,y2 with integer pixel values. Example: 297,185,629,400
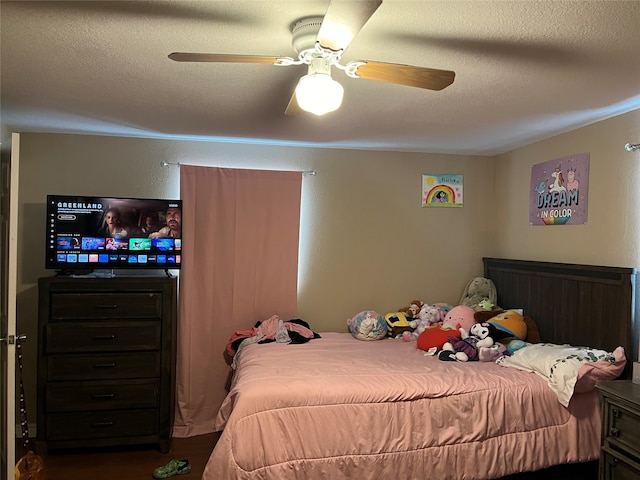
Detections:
499,461,598,480
18,434,598,479
17,433,220,480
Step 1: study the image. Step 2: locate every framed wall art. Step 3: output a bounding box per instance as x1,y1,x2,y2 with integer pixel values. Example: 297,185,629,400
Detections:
529,153,589,225
422,174,463,208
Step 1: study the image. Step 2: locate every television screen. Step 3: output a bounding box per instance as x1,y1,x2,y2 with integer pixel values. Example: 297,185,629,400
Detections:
46,195,182,271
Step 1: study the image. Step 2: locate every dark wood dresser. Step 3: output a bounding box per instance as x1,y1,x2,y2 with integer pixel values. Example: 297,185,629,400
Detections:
597,380,640,480
36,275,177,453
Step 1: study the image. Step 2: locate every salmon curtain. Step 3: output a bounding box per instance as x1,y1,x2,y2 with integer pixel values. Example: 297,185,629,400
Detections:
173,165,302,437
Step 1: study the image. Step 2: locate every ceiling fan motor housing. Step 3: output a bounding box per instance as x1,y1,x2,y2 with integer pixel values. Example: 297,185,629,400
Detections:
291,16,323,56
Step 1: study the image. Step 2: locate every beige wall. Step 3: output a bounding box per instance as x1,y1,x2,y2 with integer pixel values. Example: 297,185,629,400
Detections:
494,109,640,267
17,134,496,323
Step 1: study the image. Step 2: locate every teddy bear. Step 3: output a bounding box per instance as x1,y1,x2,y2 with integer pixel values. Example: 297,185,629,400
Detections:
459,277,499,312
402,303,445,342
398,299,424,320
438,321,498,362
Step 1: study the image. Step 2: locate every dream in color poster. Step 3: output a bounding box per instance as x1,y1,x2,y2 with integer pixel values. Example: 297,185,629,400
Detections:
529,153,589,225
422,174,463,207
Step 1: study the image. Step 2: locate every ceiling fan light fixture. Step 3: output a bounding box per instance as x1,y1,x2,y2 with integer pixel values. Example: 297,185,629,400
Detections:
295,73,344,116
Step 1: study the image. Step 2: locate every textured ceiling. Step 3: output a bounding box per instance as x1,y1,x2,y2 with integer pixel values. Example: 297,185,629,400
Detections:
1,0,639,155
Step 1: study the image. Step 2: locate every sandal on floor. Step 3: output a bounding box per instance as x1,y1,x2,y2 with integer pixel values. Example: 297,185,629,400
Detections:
153,459,191,479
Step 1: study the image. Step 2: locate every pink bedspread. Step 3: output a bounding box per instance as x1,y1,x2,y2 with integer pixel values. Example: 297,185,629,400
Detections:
203,333,601,480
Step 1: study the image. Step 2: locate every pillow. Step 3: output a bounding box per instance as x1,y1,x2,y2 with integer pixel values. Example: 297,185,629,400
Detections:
496,343,626,406
574,346,626,393
417,326,461,351
347,310,387,341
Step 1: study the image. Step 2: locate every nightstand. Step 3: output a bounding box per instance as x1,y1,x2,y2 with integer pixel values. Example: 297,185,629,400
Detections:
596,380,640,479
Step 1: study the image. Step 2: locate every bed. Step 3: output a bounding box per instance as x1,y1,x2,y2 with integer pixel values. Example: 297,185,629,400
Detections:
202,258,638,480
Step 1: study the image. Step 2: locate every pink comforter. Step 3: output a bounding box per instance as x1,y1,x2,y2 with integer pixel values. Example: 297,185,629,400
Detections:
203,333,601,480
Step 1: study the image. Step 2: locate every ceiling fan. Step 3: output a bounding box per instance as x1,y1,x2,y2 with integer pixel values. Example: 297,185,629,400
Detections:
168,0,455,116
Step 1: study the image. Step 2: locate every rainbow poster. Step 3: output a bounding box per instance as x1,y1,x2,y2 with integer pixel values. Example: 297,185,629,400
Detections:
529,153,589,226
422,174,463,208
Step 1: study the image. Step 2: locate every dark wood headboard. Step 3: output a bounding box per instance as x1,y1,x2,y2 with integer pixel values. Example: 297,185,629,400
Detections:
484,258,638,375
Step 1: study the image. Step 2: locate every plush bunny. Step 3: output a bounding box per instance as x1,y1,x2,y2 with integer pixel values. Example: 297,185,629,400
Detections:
438,322,497,362
459,277,499,312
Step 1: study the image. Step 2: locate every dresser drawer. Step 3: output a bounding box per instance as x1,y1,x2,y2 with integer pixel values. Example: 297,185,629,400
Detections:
46,321,161,353
46,379,159,412
603,397,640,459
38,276,177,453
50,292,162,320
601,445,640,480
47,352,160,381
46,409,159,441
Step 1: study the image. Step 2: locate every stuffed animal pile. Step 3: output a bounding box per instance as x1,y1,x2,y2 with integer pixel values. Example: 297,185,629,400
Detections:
385,299,425,338
437,309,529,362
415,305,476,351
352,275,530,362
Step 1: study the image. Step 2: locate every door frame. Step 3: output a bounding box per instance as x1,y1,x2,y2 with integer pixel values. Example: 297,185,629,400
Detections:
1,133,20,480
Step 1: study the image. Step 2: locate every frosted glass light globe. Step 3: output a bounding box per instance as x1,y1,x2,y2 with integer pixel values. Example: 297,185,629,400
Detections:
295,73,344,116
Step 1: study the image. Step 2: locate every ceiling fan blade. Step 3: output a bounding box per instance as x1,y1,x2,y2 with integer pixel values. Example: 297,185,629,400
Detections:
350,61,455,91
284,91,304,116
168,53,283,64
317,0,382,52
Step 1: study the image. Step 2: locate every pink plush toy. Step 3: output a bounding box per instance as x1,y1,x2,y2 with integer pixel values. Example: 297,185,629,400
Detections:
441,305,476,331
414,304,474,351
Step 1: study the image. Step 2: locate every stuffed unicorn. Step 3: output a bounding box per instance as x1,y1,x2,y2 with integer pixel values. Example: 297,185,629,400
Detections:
402,304,445,342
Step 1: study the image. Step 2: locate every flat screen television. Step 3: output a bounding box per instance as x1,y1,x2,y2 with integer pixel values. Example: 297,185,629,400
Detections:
46,194,182,272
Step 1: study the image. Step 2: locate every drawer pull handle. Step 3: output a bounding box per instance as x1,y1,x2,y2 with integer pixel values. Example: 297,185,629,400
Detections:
93,363,117,368
610,427,621,437
91,421,114,428
93,335,116,341
91,393,115,399
95,304,118,310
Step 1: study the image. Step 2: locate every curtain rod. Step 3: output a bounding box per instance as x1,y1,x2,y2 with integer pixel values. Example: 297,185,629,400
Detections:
625,143,640,152
160,160,316,176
